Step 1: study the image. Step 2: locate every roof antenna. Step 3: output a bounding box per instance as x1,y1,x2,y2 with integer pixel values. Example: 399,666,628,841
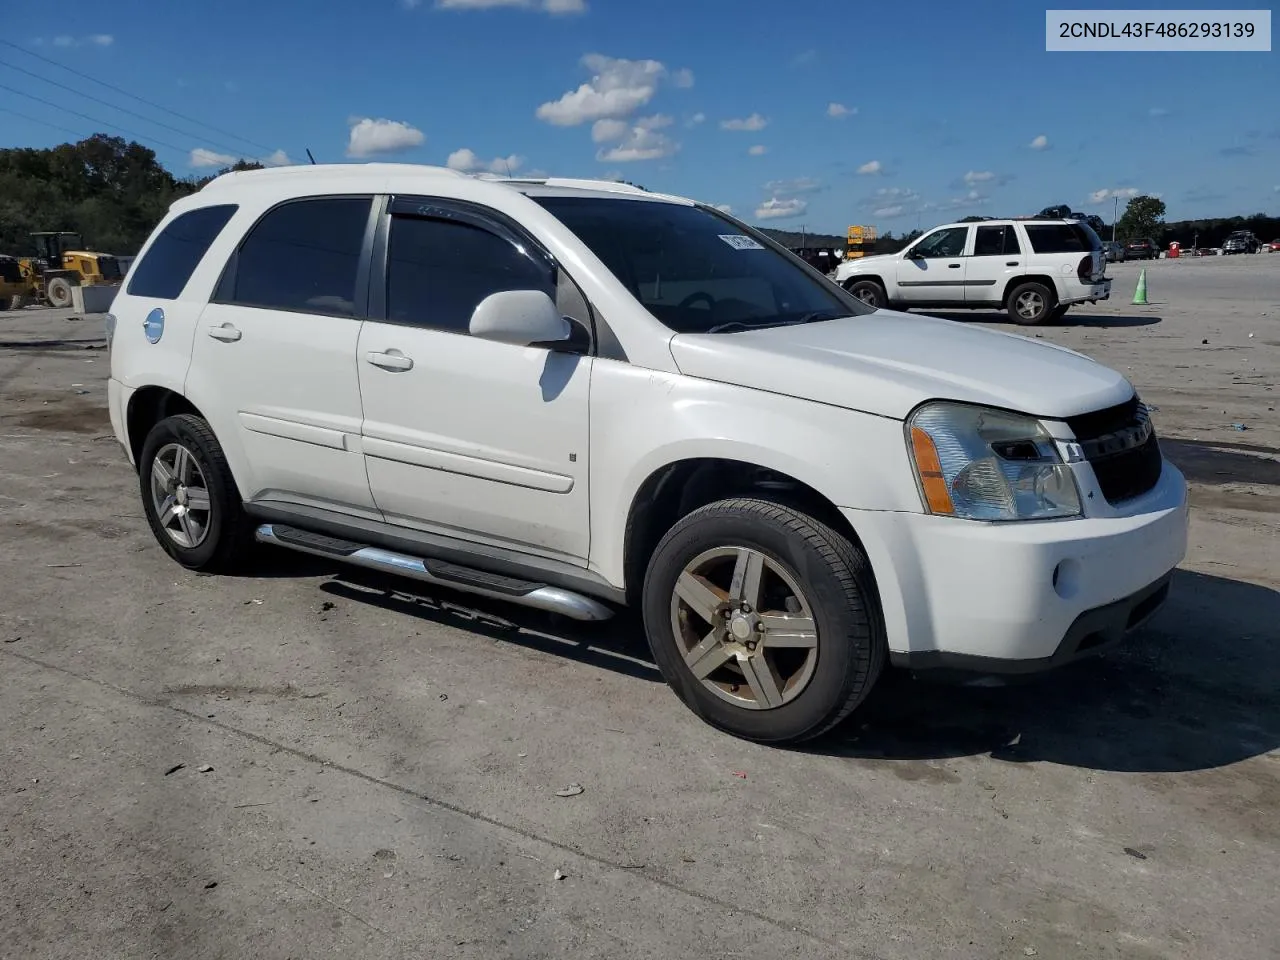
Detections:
305,148,317,165
502,157,513,178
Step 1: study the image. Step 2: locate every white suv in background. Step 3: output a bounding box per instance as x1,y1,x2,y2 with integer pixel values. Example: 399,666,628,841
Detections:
835,218,1112,324
106,165,1186,744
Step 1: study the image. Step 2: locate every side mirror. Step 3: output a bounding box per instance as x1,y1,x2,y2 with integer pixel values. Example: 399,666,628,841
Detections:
469,290,571,348
905,248,923,260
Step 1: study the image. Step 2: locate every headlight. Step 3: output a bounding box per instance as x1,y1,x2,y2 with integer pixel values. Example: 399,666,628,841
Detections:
906,402,1081,521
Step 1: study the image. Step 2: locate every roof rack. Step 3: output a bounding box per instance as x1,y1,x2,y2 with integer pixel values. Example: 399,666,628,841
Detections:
199,162,466,191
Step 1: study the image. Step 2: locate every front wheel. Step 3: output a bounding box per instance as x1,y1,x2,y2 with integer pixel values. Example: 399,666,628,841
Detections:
138,413,255,572
46,277,74,308
1007,281,1056,325
642,498,885,744
846,279,887,309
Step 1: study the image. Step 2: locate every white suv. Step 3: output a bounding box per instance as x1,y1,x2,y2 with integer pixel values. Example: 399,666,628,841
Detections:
834,218,1112,324
106,165,1186,744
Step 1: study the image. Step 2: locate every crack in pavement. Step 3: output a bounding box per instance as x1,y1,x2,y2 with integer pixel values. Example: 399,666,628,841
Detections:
3,647,860,956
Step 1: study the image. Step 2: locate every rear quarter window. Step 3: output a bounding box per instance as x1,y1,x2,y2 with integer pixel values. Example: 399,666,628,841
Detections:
1024,223,1098,254
126,204,238,299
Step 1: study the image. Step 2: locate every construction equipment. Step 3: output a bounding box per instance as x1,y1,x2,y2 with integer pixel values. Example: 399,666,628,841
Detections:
16,232,124,308
0,256,24,311
846,225,877,260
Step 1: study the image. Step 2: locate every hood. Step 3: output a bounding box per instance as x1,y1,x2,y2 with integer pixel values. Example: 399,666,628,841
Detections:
838,253,894,274
668,310,1134,421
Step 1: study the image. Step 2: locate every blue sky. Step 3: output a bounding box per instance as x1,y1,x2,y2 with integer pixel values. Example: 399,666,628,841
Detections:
2,0,1276,233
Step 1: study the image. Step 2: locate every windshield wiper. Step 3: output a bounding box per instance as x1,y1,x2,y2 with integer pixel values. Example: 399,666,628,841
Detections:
706,312,846,335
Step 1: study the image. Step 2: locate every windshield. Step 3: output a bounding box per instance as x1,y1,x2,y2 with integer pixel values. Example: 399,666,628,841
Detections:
529,196,866,334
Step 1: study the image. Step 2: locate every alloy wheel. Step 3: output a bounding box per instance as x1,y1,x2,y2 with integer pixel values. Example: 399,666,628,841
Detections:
669,546,819,710
149,442,212,549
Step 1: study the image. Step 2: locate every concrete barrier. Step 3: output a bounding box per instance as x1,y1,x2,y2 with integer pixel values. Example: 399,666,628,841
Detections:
71,284,119,314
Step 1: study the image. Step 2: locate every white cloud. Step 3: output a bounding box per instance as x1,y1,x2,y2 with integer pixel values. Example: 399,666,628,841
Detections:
963,170,994,184
765,177,823,196
591,118,629,143
190,148,238,169
925,189,990,212
869,186,920,206
1149,107,1169,117
191,147,292,169
748,144,767,156
47,34,112,47
713,203,734,214
435,0,586,13
827,102,854,118
1087,187,1141,205
755,197,807,220
874,205,904,218
1029,134,1050,150
792,49,818,66
671,67,695,88
857,160,883,175
447,148,525,175
536,54,672,126
595,115,678,162
686,111,706,127
346,117,425,157
721,113,768,132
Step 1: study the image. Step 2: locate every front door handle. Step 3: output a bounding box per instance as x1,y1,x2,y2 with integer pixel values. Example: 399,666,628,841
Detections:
1006,261,1020,267
207,323,242,342
366,350,414,372
948,263,961,269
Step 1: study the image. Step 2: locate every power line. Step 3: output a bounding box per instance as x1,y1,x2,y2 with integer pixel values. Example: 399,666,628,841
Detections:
0,38,272,154
0,57,257,161
0,80,192,157
0,104,87,140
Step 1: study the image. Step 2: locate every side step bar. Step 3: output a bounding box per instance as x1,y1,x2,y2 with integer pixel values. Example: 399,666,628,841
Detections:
255,524,614,622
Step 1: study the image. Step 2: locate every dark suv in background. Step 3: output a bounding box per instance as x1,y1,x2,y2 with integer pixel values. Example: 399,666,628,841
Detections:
1124,237,1160,260
1222,231,1261,255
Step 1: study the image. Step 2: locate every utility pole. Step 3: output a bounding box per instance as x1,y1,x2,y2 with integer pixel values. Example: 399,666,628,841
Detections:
1112,195,1119,241
800,225,807,250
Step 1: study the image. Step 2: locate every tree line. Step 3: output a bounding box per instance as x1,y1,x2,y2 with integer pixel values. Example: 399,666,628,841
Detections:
2,135,1275,259
0,134,261,257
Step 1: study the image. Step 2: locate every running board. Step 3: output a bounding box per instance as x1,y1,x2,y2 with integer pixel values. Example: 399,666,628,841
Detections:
254,524,614,622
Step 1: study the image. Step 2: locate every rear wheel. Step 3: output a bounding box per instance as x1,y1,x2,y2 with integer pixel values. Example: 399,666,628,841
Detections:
846,279,887,309
1007,281,1055,325
46,277,74,308
0,297,10,312
642,498,885,744
138,413,255,573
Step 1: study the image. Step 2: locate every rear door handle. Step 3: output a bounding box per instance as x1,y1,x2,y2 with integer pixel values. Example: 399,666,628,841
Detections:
366,350,414,372
948,263,961,269
207,323,242,342
1006,261,1020,266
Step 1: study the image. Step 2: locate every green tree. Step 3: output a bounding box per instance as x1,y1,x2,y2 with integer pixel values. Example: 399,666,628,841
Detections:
1116,195,1167,241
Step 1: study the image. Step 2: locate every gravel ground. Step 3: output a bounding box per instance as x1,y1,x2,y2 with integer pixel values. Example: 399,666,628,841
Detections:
1,253,1277,960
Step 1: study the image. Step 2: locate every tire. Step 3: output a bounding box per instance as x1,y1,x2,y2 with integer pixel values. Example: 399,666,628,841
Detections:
1048,304,1070,323
46,277,73,308
642,497,886,744
846,279,887,309
138,413,255,573
1006,281,1055,325
0,297,10,312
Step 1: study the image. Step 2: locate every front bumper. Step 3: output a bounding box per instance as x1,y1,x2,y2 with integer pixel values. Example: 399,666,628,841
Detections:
843,459,1189,672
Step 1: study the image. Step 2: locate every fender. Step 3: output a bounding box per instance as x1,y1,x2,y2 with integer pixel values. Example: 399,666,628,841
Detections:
586,360,922,587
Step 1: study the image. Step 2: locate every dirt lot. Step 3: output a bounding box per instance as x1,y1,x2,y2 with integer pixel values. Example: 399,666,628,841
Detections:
2,254,1277,960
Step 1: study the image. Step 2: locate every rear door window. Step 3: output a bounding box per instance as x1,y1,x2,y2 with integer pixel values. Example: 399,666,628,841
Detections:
1025,223,1099,254
973,225,1022,257
127,204,237,299
221,197,371,317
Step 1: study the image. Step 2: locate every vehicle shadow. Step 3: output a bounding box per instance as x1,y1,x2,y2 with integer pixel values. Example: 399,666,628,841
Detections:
812,569,1280,773
920,311,1162,329
1159,438,1280,488
316,567,662,684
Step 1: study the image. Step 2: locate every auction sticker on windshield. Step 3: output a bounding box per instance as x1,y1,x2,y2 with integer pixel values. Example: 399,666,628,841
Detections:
719,235,765,250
